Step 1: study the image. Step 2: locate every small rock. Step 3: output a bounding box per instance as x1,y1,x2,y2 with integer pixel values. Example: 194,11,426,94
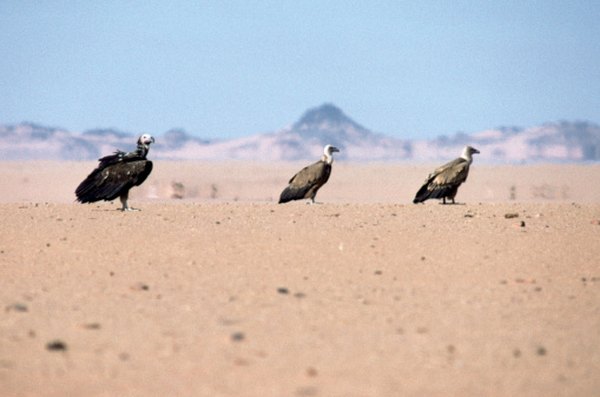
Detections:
131,283,149,291
46,340,67,352
513,348,522,358
277,287,289,295
81,322,101,330
306,367,318,377
6,303,28,312
537,346,547,356
519,221,526,227
374,270,382,275
231,332,245,342
505,213,519,219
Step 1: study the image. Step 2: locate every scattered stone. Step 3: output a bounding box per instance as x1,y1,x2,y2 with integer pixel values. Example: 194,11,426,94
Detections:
519,221,526,227
293,292,307,299
277,287,289,295
513,348,522,358
81,322,101,330
374,270,382,275
306,367,318,377
446,344,456,354
118,352,130,361
131,283,149,291
464,213,474,218
6,303,28,312
231,332,245,342
504,213,519,219
46,340,67,352
537,346,547,356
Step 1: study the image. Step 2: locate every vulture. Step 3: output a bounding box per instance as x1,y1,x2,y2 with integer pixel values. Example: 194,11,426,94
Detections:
75,134,155,211
413,146,479,204
279,144,340,204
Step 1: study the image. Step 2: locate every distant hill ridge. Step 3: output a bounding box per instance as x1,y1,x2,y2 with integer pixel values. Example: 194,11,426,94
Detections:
1,104,599,162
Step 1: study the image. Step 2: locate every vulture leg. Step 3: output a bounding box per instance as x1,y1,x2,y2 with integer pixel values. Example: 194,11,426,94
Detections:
442,197,447,205
119,192,139,211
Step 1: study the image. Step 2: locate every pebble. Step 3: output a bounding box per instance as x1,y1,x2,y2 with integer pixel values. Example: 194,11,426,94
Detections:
231,332,245,342
306,367,318,377
131,283,150,291
537,346,547,356
6,303,28,312
81,322,102,330
46,340,67,352
505,213,519,219
277,287,289,295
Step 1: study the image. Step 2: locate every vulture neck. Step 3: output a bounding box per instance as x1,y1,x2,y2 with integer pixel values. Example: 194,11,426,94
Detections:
322,153,334,165
460,150,473,164
136,144,150,159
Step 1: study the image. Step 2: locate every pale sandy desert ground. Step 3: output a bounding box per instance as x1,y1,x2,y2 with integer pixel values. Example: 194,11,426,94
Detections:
1,161,600,396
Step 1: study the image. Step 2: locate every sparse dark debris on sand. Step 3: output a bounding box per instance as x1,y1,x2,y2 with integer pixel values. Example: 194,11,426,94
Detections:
46,340,67,352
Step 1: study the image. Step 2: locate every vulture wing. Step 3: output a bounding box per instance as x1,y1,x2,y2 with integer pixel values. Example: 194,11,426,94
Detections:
279,161,331,203
75,159,153,204
413,158,469,203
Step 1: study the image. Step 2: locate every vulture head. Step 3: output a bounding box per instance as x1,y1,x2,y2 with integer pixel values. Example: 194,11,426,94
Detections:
323,144,340,164
138,134,156,148
461,146,480,163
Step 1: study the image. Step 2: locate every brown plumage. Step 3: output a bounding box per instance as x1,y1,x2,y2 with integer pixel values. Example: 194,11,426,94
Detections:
279,145,340,204
413,146,479,204
75,134,155,211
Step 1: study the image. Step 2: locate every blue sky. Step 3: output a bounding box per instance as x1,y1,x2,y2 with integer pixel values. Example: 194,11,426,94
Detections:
1,1,599,139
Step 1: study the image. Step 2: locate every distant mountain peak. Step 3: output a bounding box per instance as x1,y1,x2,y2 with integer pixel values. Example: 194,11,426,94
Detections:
293,103,365,131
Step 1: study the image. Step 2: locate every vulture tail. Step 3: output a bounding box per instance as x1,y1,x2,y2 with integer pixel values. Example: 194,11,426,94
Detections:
413,184,432,204
75,170,122,203
279,185,309,204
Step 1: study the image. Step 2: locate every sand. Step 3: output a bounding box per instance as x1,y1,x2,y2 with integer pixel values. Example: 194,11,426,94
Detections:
1,161,600,396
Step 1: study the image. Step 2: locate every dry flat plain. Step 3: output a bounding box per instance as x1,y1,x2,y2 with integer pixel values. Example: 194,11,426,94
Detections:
1,161,600,396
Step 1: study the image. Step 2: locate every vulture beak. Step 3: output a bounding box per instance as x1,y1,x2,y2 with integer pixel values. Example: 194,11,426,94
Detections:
472,148,480,154
330,146,340,153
